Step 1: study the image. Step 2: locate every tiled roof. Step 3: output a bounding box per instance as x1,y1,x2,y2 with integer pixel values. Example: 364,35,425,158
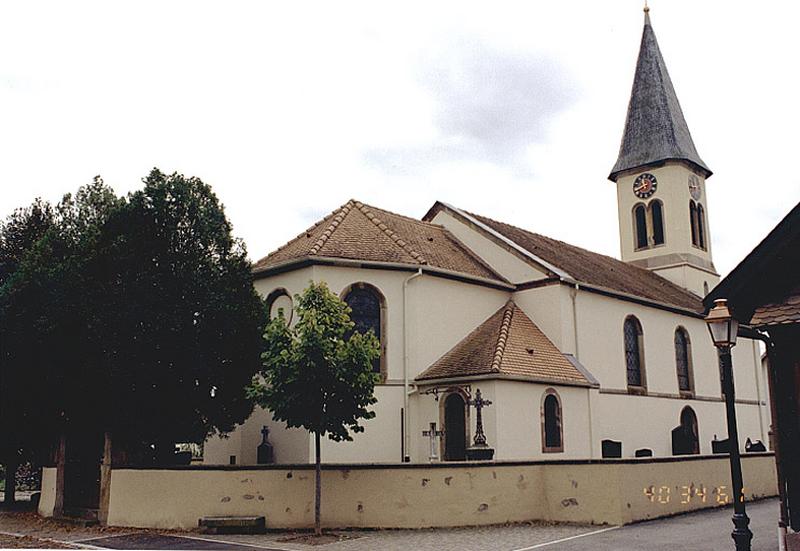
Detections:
751,291,800,327
416,301,593,386
468,211,704,312
253,200,505,282
609,11,711,181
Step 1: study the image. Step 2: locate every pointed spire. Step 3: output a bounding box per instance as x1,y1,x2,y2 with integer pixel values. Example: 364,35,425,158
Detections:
609,8,711,181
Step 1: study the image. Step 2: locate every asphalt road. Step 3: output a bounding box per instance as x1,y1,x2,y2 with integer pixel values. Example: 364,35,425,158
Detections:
542,498,780,551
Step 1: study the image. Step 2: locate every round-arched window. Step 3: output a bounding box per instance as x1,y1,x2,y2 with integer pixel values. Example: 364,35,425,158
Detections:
342,283,385,376
266,289,293,324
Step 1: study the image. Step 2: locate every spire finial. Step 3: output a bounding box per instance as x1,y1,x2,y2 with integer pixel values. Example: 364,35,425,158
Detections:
643,1,651,25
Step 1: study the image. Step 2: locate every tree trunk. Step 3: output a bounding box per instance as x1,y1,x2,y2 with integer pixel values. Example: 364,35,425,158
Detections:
3,458,17,505
53,434,66,517
98,432,112,525
314,431,321,536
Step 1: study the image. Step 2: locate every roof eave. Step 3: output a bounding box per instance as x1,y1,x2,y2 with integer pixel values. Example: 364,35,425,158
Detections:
414,372,597,389
252,255,515,291
608,158,713,183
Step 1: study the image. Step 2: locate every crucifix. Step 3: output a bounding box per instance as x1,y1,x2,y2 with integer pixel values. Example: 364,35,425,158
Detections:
422,422,445,462
467,388,492,448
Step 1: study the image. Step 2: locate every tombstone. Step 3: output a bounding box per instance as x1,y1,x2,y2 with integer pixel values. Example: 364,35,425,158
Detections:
711,434,730,454
466,389,495,461
671,425,695,455
257,426,275,464
635,448,653,458
422,422,444,462
601,439,622,458
745,438,767,453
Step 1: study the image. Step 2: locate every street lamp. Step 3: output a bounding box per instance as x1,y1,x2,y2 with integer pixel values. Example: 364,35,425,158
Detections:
705,298,752,551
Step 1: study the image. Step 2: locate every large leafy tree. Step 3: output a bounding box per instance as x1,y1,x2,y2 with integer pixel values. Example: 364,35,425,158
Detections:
99,169,265,456
1,169,266,495
252,281,380,535
0,199,55,504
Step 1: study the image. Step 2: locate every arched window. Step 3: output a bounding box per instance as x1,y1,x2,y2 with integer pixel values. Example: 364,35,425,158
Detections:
624,316,646,389
650,200,665,245
266,288,293,325
633,204,648,249
690,201,699,247
679,406,700,454
541,390,563,453
703,281,710,295
697,204,706,250
342,283,385,378
674,327,694,394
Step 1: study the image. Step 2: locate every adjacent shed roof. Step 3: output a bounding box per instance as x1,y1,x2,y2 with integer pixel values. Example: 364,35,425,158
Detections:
706,201,800,324
416,301,594,387
609,10,711,181
252,200,506,283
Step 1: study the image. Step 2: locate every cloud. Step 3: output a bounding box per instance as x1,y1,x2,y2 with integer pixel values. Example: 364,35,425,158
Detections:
365,36,579,175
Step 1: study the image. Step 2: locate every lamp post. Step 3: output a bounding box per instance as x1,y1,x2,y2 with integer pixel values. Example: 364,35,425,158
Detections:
705,298,752,551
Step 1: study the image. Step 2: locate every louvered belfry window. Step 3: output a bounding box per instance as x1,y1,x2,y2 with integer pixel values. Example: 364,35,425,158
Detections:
675,328,692,392
624,317,644,387
344,285,382,374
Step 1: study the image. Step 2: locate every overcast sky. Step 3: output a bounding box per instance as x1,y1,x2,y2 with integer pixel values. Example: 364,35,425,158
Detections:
2,1,798,277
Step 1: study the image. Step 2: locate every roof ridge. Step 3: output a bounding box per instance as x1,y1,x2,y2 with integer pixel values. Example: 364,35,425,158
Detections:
309,200,355,255
490,301,515,372
470,210,693,292
255,202,347,264
354,201,428,265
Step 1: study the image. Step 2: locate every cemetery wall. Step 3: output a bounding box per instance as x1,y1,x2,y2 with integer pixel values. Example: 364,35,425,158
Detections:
40,453,777,529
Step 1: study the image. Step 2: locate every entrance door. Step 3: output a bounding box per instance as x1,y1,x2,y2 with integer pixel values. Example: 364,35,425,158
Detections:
444,394,467,461
63,431,103,513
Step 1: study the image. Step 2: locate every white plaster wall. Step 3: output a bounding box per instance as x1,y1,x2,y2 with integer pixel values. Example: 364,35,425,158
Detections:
208,264,509,465
615,163,718,296
513,284,575,353
493,381,591,459
429,210,548,284
591,392,766,457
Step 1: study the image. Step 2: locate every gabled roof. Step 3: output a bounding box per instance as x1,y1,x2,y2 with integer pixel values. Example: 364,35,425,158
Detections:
252,200,507,284
705,201,800,324
416,301,594,387
609,10,711,181
425,202,704,313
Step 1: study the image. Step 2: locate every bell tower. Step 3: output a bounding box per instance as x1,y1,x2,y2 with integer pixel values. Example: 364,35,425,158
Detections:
609,7,719,297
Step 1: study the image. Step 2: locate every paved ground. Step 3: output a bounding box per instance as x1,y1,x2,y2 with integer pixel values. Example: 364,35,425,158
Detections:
0,497,784,550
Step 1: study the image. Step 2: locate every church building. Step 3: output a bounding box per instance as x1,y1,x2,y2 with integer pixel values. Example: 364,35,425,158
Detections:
204,9,770,465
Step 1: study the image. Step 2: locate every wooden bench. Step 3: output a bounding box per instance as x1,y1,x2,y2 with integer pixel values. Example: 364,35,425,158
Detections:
198,515,266,534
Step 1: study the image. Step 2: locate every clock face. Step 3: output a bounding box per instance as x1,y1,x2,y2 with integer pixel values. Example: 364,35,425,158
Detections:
688,175,702,201
633,173,658,199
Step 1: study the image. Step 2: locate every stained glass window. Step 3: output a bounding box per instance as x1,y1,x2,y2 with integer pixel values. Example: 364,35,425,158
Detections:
543,393,562,451
624,317,644,387
675,328,692,392
344,285,382,374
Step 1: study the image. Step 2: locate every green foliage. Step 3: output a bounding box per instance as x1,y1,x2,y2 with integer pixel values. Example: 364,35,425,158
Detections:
0,170,266,467
252,281,380,442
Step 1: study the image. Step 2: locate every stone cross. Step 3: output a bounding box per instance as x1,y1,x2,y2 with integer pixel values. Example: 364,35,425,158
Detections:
467,388,492,447
422,422,445,462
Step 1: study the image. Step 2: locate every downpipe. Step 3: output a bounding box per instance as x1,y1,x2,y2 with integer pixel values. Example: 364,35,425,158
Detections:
402,268,423,462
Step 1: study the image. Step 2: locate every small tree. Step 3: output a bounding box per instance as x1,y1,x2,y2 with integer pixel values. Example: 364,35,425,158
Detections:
251,281,379,535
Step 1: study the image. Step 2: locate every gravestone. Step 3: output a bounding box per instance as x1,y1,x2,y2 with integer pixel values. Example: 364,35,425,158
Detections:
634,448,653,457
601,439,622,458
257,426,274,464
711,434,730,454
671,425,695,455
745,438,767,453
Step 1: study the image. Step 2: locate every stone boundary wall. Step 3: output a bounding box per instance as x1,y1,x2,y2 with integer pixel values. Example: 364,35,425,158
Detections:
39,453,777,529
